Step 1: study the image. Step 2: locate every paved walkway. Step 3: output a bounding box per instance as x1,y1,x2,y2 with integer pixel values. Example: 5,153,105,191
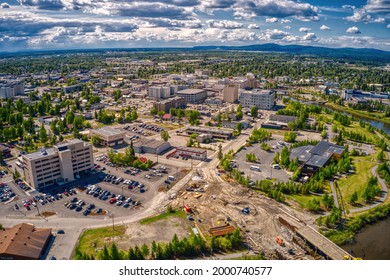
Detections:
329,181,340,208
349,165,388,213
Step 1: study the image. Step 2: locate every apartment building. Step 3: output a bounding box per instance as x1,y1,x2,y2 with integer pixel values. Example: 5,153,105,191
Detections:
21,139,93,190
0,81,24,99
239,89,275,109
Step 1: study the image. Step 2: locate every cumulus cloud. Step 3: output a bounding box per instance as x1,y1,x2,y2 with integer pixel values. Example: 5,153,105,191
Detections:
345,8,372,22
281,19,292,24
364,0,390,14
299,27,310,32
202,0,236,9
234,0,319,20
320,25,331,31
248,23,259,29
374,17,386,23
302,32,317,41
261,29,289,40
0,2,10,8
283,25,291,29
265,17,278,23
207,20,243,29
18,0,65,10
346,26,361,34
388,24,390,28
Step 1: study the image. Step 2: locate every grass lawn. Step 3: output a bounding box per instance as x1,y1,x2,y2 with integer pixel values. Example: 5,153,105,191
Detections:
77,225,127,257
287,194,318,209
140,209,187,225
150,122,183,131
337,159,377,209
342,123,379,143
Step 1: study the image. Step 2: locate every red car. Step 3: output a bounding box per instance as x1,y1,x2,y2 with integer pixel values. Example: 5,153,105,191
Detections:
109,198,117,204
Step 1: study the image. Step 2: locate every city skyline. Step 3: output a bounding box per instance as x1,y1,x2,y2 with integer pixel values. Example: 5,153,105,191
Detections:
0,0,389,52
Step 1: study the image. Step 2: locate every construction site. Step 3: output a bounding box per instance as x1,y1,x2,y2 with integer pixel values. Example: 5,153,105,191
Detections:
123,167,352,260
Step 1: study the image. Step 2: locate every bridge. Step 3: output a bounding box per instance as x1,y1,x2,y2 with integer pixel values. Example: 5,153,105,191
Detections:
279,216,353,260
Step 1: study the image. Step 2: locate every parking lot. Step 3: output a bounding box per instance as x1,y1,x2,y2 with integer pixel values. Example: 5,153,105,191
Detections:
234,135,291,182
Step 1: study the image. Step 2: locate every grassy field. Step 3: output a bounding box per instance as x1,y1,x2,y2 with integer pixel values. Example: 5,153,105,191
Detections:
140,209,187,225
149,122,183,131
77,225,127,257
337,159,377,209
287,194,315,209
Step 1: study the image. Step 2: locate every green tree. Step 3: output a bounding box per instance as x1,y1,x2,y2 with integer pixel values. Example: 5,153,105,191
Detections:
157,111,165,120
150,106,158,116
39,125,48,143
141,244,150,258
236,122,242,134
131,109,138,121
109,243,121,260
100,245,110,260
160,130,170,142
217,144,223,160
377,150,385,161
236,104,243,120
349,191,358,205
250,106,258,119
91,135,102,146
284,131,297,143
13,168,21,180
306,198,321,212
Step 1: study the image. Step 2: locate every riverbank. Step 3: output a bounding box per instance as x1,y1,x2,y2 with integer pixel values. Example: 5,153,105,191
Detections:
325,102,390,126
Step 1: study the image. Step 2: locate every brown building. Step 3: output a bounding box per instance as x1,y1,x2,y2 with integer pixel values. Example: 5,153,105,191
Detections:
154,96,186,112
0,223,52,260
223,84,239,103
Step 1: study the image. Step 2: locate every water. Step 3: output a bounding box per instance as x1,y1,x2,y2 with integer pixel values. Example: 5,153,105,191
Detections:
341,218,390,260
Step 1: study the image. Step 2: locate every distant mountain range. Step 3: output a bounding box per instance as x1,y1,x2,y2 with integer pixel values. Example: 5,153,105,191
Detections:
192,43,390,61
1,43,390,62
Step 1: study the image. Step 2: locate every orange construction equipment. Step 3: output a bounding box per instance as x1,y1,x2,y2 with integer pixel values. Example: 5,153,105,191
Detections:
276,236,284,246
184,204,192,213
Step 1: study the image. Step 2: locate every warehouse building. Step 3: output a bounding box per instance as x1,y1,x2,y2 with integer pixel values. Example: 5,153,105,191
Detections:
133,138,172,155
90,127,126,147
186,126,233,140
173,147,207,160
0,223,52,260
21,139,93,190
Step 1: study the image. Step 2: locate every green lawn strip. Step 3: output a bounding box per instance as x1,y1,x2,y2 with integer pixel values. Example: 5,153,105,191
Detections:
337,160,377,209
77,225,127,256
140,210,187,225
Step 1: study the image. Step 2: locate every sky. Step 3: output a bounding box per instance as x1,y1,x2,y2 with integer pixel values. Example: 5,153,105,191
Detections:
0,0,389,52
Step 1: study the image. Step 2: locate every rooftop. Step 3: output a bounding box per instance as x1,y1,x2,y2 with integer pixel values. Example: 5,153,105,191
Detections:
24,148,56,160
177,88,206,95
133,138,169,149
177,147,207,153
0,223,52,260
290,145,315,163
92,127,125,137
305,153,332,168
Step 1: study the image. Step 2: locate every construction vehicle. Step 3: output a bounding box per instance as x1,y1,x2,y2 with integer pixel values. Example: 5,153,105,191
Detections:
276,236,284,246
184,204,192,213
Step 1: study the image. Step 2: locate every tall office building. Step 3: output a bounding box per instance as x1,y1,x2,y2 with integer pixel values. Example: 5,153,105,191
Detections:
223,85,239,103
239,89,275,109
21,139,93,190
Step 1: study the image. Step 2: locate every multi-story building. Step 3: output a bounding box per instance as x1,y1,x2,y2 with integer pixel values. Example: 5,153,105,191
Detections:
154,96,186,112
239,89,275,109
90,127,126,147
21,139,93,190
186,126,233,140
0,81,24,99
176,89,207,104
223,84,239,103
148,86,171,100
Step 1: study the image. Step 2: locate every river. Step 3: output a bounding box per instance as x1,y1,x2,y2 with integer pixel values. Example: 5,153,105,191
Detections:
341,218,390,260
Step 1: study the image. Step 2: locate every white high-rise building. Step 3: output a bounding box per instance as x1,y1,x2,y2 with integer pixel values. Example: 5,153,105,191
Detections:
239,89,275,109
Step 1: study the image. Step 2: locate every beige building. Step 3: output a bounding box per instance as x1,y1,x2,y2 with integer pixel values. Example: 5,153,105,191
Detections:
21,139,93,190
176,88,207,104
90,127,126,146
223,85,239,103
154,96,186,112
239,89,275,109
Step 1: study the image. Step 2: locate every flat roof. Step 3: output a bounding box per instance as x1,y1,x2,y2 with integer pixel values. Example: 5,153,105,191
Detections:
177,147,207,154
187,126,233,134
133,138,169,149
24,148,56,160
290,145,315,163
177,89,206,95
92,127,125,137
55,138,84,149
305,153,332,168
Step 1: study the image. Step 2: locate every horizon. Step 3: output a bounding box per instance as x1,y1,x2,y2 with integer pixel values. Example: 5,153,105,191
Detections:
0,0,389,52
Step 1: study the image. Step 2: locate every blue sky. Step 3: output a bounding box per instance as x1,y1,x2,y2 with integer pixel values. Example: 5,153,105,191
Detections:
0,0,389,52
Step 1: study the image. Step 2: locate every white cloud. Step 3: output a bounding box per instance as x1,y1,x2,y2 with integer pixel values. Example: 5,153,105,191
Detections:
261,29,289,40
281,19,292,24
248,23,259,29
207,20,243,29
299,27,310,32
234,0,319,21
302,32,317,41
387,24,390,28
364,0,390,14
320,25,331,31
266,17,278,23
346,26,361,34
0,2,10,8
374,17,386,23
345,8,372,22
283,25,291,30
